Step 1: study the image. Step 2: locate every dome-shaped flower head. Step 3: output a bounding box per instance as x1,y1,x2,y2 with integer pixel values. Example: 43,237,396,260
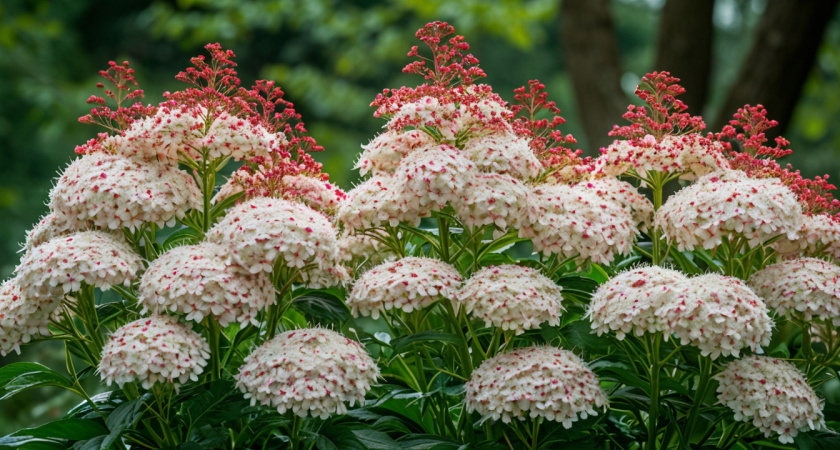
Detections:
336,176,424,230
748,257,840,326
456,173,529,236
22,213,75,252
578,177,654,233
49,153,202,231
200,111,285,161
387,96,460,139
521,183,637,265
456,88,515,135
454,265,564,335
280,175,345,215
121,105,205,164
461,131,541,180
595,133,729,180
347,257,462,319
138,242,275,327
0,277,61,356
98,315,210,389
715,356,825,443
355,129,435,176
207,197,338,274
657,274,773,359
16,231,142,299
655,170,803,251
235,328,379,419
394,144,476,211
464,346,607,426
587,266,686,339
773,213,840,260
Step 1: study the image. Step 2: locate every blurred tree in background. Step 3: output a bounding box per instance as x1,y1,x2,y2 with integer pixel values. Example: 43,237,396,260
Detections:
1,0,839,433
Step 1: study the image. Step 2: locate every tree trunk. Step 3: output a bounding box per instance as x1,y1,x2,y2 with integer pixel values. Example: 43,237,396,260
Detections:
560,0,628,152
654,0,715,116
713,0,839,135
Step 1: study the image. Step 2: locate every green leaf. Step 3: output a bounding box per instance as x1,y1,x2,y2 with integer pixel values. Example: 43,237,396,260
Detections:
161,226,202,250
0,363,56,386
397,434,462,449
102,398,144,448
392,331,462,353
0,363,74,400
350,428,401,449
0,436,66,449
292,292,350,324
9,419,107,441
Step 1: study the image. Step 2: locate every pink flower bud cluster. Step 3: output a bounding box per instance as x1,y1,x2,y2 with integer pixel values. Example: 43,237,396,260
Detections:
464,346,607,426
235,328,379,419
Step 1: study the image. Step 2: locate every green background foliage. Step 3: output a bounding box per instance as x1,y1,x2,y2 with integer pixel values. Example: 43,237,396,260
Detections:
1,0,839,433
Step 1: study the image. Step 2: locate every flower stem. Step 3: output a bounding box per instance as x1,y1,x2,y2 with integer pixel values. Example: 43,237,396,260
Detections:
646,334,662,450
680,356,713,449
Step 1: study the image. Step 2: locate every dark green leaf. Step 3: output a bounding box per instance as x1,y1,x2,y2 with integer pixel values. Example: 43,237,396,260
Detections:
162,226,202,250
0,364,74,400
10,419,107,441
102,398,144,448
0,436,66,449
392,332,462,353
292,293,350,324
397,434,462,449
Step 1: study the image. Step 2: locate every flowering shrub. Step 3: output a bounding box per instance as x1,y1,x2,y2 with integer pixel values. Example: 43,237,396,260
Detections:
2,22,840,449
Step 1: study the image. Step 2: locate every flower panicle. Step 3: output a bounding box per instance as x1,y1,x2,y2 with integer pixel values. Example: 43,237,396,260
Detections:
716,104,791,158
403,21,485,88
78,60,156,134
610,71,706,141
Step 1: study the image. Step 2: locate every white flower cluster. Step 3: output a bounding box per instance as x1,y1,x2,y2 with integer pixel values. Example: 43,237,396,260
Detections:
655,170,803,251
773,213,840,260
659,274,773,359
588,266,685,339
387,96,460,139
464,346,607,426
121,107,283,164
461,131,541,180
0,277,61,356
98,315,210,389
356,129,435,176
139,243,275,327
715,356,825,443
22,213,74,253
16,231,142,299
337,176,420,229
749,257,840,326
395,144,476,211
207,197,338,273
235,328,379,419
454,265,564,335
49,153,202,231
347,257,462,318
590,268,773,358
521,183,636,265
579,178,654,232
595,133,729,180
281,175,344,214
457,174,529,235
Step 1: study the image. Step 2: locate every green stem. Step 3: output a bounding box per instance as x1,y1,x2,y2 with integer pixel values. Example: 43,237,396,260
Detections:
205,317,221,380
289,413,302,450
438,216,451,263
680,356,713,449
646,334,662,450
